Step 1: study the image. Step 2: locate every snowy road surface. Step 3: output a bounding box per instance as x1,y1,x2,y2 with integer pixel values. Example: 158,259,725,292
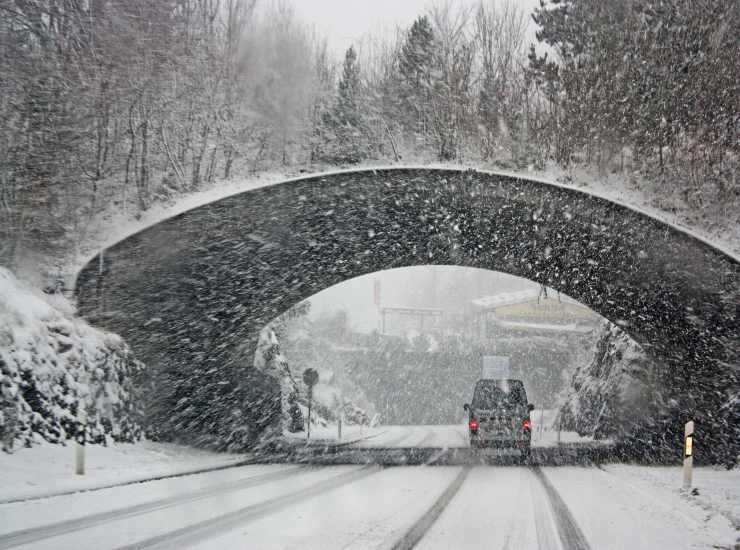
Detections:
289,422,600,449
0,461,736,549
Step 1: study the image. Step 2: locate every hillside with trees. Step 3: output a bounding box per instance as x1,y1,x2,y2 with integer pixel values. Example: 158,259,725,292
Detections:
1,0,736,283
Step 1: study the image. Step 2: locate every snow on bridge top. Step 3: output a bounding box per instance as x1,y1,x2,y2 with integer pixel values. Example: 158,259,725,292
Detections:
71,165,739,282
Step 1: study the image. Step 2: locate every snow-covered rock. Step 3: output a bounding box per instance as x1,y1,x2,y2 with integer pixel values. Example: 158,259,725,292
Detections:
0,268,142,452
557,321,664,441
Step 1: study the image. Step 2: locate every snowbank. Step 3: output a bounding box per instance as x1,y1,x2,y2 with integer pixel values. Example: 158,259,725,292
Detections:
0,439,245,502
602,464,740,532
0,268,142,451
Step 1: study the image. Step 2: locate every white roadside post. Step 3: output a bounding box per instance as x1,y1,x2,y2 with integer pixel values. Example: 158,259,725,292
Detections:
683,420,694,490
75,409,87,476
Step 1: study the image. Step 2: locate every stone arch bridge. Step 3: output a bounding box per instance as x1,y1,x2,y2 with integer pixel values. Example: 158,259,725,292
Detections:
75,168,739,456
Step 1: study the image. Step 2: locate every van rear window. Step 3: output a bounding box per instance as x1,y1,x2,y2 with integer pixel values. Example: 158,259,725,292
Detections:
472,380,527,410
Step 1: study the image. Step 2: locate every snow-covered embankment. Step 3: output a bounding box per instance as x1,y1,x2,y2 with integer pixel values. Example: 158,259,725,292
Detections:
0,268,142,452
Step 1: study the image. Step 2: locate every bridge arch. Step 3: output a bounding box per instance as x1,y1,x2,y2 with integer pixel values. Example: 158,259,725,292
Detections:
75,168,739,451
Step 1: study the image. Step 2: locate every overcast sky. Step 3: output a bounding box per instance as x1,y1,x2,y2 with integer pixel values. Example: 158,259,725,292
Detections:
290,0,541,60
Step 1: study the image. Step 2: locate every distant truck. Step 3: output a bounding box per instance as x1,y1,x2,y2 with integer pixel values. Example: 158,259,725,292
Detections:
464,378,535,462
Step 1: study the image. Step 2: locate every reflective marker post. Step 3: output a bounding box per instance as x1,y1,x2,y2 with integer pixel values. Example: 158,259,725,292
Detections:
683,420,694,490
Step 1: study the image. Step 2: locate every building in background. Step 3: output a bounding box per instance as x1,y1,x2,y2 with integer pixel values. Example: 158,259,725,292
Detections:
468,288,601,406
379,306,444,336
470,288,600,343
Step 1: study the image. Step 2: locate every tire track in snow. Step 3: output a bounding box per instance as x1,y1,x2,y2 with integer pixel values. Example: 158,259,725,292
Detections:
531,467,591,550
528,469,561,550
0,466,306,550
113,465,382,550
389,466,471,550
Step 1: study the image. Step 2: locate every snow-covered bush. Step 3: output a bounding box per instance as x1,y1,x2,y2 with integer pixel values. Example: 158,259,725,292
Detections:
254,315,373,437
0,268,143,452
253,326,303,434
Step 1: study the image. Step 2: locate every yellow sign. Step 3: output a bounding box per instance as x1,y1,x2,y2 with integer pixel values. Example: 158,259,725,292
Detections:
495,301,597,322
685,435,693,457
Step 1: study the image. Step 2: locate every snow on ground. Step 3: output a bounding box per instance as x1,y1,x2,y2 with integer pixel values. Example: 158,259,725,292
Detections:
542,465,738,549
532,407,614,446
0,419,597,504
0,435,737,549
290,423,601,449
0,439,247,502
187,466,461,550
7,466,363,550
418,467,545,549
284,422,382,445
0,463,296,536
602,464,740,531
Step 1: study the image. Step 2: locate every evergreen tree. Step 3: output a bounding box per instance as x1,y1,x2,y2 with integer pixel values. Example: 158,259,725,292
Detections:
322,46,374,163
337,46,362,128
530,0,738,175
397,16,436,136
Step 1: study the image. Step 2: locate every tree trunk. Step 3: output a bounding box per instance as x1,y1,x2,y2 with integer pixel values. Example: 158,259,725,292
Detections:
124,103,136,203
192,122,209,189
206,145,218,183
138,118,149,211
223,145,234,179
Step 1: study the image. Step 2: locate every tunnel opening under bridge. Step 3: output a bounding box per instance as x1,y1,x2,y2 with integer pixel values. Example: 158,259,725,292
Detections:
255,265,659,453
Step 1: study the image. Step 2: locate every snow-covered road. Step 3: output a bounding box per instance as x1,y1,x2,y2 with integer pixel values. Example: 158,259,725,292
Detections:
1,459,736,549
290,422,600,449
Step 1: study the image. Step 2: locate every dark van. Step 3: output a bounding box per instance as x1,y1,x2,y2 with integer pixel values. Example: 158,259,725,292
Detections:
464,379,534,460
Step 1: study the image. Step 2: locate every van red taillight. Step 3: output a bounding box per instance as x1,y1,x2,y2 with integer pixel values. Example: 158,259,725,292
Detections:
469,418,479,431
523,419,532,431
